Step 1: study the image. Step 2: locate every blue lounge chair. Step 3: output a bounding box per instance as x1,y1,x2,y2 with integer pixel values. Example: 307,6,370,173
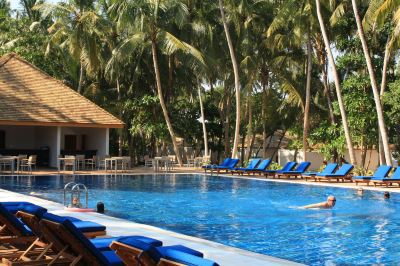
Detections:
210,158,240,174
370,167,400,187
315,163,354,182
230,158,261,174
275,161,311,179
263,161,297,178
352,165,392,186
202,158,231,172
36,218,217,266
111,238,219,266
238,159,272,176
302,163,338,181
0,202,106,238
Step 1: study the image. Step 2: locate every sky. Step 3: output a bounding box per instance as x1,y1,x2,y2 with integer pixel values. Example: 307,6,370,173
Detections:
9,0,59,11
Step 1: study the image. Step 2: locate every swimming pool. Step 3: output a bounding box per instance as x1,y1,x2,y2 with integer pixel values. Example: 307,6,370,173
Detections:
0,174,399,265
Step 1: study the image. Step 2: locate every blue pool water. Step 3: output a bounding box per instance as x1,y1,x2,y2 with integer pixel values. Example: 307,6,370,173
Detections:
0,174,399,265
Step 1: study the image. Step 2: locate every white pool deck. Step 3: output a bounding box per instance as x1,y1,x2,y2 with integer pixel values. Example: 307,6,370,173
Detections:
0,188,303,266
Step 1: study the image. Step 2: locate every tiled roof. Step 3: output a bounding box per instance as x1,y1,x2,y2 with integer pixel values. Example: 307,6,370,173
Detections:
0,53,123,128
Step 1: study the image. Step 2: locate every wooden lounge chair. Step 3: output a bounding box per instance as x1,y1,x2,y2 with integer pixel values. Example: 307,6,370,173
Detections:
370,167,400,187
230,159,261,175
314,164,354,182
352,165,392,186
275,162,311,179
110,239,219,266
16,205,107,239
37,218,208,266
302,163,338,181
264,162,297,178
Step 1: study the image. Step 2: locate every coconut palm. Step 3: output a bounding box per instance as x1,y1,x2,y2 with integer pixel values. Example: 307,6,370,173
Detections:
315,0,357,164
218,0,241,159
351,0,392,165
108,0,205,166
34,0,107,94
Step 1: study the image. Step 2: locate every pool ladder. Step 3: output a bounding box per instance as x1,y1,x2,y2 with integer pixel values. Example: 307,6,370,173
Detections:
63,182,89,208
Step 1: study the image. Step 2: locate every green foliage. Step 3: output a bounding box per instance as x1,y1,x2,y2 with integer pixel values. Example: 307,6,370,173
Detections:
269,162,282,170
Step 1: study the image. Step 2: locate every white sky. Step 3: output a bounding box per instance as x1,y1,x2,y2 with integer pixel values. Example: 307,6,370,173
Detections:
9,0,59,11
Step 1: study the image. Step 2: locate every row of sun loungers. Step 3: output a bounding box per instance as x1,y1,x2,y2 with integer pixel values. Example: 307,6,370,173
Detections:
0,201,219,266
204,158,400,187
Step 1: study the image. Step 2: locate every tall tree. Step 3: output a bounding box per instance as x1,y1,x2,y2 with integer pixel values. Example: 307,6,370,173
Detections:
351,0,392,165
315,0,357,164
218,0,241,159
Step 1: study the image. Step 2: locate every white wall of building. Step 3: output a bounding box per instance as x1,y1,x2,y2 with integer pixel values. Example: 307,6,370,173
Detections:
279,149,381,171
60,127,108,157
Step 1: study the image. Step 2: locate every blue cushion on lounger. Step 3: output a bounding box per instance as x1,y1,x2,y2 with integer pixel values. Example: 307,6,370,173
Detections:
117,235,162,247
20,204,47,217
100,250,124,266
41,212,81,223
62,219,111,265
162,249,219,266
69,220,106,233
4,202,38,214
0,203,32,236
91,236,162,251
90,237,119,250
157,245,203,258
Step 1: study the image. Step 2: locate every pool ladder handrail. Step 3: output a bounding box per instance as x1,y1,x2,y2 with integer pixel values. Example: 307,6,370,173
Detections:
63,182,89,208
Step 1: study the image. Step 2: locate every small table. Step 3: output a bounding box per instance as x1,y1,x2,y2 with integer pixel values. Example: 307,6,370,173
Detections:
0,156,20,175
105,157,125,173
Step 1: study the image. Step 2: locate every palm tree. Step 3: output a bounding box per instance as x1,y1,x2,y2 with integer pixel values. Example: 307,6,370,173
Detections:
351,0,392,165
218,0,241,159
109,0,205,166
35,0,106,94
197,85,209,157
315,0,357,164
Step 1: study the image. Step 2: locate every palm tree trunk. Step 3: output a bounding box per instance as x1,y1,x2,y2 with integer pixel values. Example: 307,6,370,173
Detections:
117,78,123,156
219,0,241,159
378,38,391,165
303,33,312,161
315,0,357,165
351,0,391,165
246,94,253,161
151,38,183,166
198,85,209,157
77,61,84,94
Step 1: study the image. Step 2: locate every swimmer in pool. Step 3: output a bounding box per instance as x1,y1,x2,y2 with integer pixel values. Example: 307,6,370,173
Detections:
302,195,336,209
69,197,82,208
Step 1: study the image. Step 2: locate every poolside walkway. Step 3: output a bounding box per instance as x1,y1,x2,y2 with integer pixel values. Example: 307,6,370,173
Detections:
0,188,303,266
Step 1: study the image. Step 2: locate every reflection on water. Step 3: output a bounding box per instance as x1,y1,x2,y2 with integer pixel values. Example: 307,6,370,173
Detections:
1,174,400,265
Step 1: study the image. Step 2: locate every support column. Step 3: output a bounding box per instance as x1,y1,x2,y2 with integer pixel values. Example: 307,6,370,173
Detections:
105,128,109,155
56,126,61,168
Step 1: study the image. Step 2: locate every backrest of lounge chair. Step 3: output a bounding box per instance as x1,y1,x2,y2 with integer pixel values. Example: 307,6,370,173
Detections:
390,167,400,179
16,205,48,237
161,249,220,266
227,159,239,168
246,159,261,169
257,159,271,170
294,162,311,172
321,163,338,174
335,164,354,175
220,158,231,167
62,219,109,265
373,165,392,178
282,162,297,171
0,203,32,236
